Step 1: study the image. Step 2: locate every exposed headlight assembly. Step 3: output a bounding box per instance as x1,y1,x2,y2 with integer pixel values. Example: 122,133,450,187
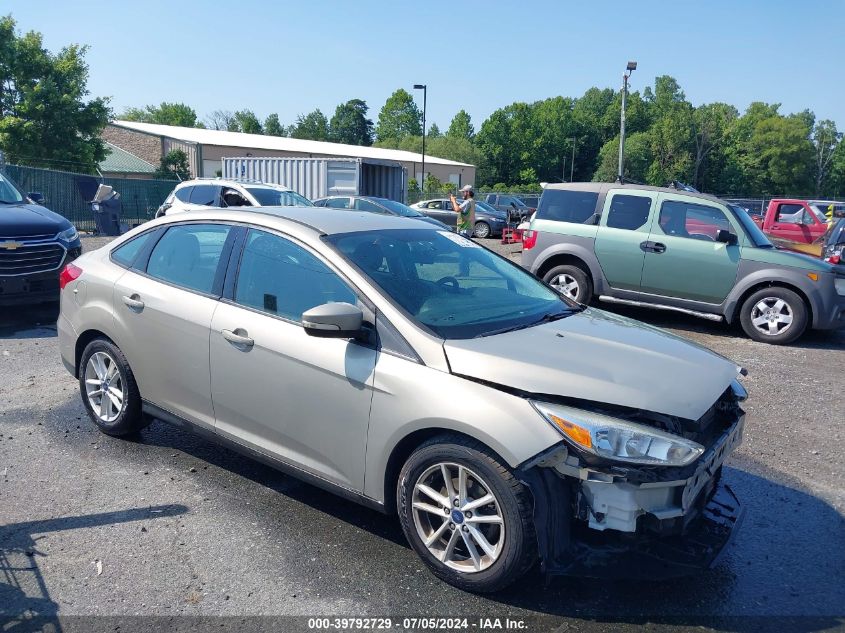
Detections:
58,226,79,242
531,401,704,467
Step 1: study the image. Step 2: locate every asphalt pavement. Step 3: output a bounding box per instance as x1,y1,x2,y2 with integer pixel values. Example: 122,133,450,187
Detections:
1,236,843,633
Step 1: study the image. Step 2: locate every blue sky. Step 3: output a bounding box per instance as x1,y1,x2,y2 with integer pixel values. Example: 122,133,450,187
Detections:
6,0,844,131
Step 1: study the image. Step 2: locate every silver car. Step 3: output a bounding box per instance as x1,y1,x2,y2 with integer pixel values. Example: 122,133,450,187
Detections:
58,207,747,591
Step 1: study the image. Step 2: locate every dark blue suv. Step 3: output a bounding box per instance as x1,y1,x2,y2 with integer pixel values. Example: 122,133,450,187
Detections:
0,171,81,305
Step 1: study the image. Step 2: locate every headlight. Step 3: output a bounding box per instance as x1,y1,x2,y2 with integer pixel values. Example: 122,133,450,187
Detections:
531,401,704,467
58,226,79,242
835,277,845,296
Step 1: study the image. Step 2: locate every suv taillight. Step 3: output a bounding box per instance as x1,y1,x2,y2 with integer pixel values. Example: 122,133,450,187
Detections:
59,263,83,290
522,230,538,250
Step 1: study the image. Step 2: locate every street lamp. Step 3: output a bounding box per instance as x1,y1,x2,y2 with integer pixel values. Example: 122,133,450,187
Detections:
569,136,576,182
617,61,637,183
413,84,427,192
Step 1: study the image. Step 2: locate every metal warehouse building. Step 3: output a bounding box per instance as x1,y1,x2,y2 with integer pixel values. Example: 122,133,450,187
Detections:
102,120,475,190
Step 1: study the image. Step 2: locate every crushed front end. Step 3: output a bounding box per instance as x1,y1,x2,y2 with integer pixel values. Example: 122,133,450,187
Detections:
519,381,747,578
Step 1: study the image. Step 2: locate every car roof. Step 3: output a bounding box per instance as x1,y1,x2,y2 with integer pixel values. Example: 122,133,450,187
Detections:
542,182,724,204
164,206,436,236
175,179,293,192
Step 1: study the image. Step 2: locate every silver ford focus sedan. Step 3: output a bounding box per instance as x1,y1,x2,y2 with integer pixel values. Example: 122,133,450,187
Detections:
58,207,747,592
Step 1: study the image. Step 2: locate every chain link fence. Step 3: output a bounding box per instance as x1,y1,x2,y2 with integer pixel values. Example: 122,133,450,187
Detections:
3,164,178,232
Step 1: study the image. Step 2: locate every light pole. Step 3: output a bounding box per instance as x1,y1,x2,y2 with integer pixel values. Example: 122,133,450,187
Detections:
569,136,576,182
617,61,637,183
413,84,427,192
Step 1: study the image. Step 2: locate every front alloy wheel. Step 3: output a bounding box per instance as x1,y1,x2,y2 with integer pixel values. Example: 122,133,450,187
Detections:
412,463,505,573
739,286,808,344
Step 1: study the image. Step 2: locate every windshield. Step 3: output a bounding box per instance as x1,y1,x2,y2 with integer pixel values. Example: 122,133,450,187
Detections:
325,228,578,339
0,173,24,204
245,187,313,207
376,198,424,217
729,204,773,247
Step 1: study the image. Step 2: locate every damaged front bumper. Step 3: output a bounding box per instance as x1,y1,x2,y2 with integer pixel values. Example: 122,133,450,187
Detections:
521,414,745,579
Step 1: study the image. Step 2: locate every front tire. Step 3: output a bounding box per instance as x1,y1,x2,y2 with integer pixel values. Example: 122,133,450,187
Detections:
397,435,536,593
79,338,146,436
473,221,491,239
543,264,593,304
739,287,808,344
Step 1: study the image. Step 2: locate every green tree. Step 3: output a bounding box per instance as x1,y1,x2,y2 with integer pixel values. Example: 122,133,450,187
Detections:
121,102,198,127
264,113,286,136
812,119,841,196
205,110,238,131
290,109,330,141
0,16,110,171
745,114,813,194
154,149,190,181
375,89,422,141
232,110,262,134
447,110,474,140
691,103,738,189
329,99,373,145
593,132,651,182
427,123,442,138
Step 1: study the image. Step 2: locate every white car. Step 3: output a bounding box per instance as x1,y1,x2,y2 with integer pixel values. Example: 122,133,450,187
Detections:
156,179,312,217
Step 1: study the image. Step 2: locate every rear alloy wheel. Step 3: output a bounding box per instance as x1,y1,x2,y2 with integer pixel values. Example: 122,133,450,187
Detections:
79,338,146,436
397,436,536,593
543,264,593,304
473,221,491,239
739,287,808,344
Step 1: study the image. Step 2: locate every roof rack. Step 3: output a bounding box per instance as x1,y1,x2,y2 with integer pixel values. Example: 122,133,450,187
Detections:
191,176,267,185
665,180,699,193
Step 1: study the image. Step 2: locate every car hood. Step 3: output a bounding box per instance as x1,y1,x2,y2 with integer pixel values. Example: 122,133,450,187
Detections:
443,308,742,420
0,202,71,237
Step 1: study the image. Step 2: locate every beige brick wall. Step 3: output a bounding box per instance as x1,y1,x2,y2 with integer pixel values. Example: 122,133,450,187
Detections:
101,125,162,167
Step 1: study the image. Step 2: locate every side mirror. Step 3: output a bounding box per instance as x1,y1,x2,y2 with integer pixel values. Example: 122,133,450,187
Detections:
716,229,738,245
28,192,45,205
302,302,364,338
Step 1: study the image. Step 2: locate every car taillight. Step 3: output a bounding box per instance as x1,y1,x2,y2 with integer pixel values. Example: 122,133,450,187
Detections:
522,230,538,250
827,254,841,265
59,263,83,290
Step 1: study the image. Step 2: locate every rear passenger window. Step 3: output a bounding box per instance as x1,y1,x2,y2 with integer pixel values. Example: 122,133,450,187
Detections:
189,185,219,206
536,190,599,223
605,194,652,230
146,224,231,294
111,231,156,268
234,229,357,321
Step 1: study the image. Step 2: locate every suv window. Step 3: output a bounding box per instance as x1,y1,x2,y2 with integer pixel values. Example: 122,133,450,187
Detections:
658,201,731,239
326,197,350,209
221,187,251,207
174,187,192,202
234,229,357,321
536,190,599,224
111,230,156,268
146,224,231,294
189,184,219,206
605,194,652,230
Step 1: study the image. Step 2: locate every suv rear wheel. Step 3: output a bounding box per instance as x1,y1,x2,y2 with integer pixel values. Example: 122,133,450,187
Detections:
739,287,808,344
543,264,593,304
397,435,536,593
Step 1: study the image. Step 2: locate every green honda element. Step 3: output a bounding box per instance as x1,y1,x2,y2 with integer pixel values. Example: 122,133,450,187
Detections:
521,183,845,344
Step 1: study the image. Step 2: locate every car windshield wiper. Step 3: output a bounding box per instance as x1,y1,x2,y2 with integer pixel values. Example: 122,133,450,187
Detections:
474,309,576,338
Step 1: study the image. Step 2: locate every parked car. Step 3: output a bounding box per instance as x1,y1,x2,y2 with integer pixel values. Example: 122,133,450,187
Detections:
156,178,312,217
749,198,828,244
522,183,845,344
822,208,845,264
411,198,507,238
58,207,746,591
484,193,535,222
0,170,81,306
313,195,450,230
519,195,540,209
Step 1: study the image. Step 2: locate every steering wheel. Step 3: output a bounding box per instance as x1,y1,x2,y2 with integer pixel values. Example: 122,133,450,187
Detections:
436,276,460,292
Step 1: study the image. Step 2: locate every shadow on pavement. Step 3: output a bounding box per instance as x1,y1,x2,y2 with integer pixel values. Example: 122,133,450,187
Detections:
0,303,59,338
0,505,188,630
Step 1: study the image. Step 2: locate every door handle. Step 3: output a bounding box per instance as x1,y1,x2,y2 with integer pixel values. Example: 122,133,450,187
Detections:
122,294,145,310
652,242,666,253
221,328,254,348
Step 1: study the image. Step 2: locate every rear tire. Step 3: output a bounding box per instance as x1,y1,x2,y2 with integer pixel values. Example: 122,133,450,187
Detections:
397,435,537,593
79,338,147,436
543,264,593,304
739,287,808,344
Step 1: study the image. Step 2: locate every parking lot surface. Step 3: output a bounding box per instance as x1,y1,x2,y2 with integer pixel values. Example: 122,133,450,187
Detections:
1,236,844,632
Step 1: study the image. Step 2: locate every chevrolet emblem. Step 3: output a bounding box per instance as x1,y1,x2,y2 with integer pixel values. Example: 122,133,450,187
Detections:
1,241,23,250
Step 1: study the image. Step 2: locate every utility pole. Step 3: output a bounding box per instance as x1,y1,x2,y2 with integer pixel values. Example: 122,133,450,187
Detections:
617,61,637,183
569,137,576,182
413,84,427,191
